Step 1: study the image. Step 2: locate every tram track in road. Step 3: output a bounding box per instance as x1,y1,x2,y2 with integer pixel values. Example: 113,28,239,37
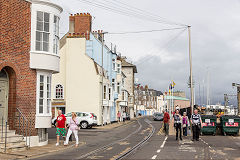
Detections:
114,118,156,160
77,117,156,160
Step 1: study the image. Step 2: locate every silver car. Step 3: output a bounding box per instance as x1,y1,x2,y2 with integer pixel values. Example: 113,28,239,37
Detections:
52,112,98,129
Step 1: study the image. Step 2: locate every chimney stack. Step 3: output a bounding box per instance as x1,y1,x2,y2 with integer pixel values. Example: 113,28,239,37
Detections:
69,13,92,40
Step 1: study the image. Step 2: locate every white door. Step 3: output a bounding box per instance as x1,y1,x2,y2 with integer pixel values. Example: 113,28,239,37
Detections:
0,81,8,121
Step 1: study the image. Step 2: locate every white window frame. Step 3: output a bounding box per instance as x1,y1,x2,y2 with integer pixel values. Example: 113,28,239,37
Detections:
55,84,64,99
36,11,50,52
36,71,52,116
112,59,116,71
53,15,60,54
103,85,107,100
117,82,120,94
108,87,112,101
117,64,121,74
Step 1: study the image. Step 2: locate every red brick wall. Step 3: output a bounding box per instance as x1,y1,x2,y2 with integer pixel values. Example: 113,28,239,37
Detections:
69,13,92,40
0,0,37,136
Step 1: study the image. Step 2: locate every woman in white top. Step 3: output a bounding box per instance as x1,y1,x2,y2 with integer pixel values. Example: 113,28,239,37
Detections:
64,112,79,147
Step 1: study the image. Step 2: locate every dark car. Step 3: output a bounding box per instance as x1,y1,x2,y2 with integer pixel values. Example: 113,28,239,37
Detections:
153,112,164,121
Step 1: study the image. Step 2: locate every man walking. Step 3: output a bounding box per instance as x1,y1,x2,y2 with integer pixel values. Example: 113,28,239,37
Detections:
56,110,67,146
163,110,170,136
191,109,202,141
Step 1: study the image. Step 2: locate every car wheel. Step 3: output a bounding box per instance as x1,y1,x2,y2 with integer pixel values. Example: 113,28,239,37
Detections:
81,121,88,129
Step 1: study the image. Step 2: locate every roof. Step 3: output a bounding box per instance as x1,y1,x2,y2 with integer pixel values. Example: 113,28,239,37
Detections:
121,59,137,73
165,96,189,101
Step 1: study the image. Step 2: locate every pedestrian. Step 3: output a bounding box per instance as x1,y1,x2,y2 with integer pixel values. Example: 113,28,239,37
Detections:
123,111,126,122
64,112,79,147
182,112,189,137
163,110,170,136
191,109,202,141
56,110,67,146
173,109,182,140
117,111,121,123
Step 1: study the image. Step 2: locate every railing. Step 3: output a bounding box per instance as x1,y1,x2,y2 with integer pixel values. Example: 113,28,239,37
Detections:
16,108,31,148
0,108,31,153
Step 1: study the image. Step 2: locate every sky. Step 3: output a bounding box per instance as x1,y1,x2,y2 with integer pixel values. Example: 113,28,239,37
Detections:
54,0,240,106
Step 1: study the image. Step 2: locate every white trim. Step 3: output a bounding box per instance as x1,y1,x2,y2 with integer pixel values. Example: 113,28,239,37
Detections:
36,70,52,117
55,84,64,99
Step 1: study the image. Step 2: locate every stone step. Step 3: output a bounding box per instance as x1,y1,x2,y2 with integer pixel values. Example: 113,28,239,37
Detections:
0,140,25,147
0,135,24,143
0,142,27,153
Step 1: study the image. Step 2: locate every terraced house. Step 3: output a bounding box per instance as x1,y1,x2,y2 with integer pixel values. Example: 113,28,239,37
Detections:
51,13,118,125
0,0,62,148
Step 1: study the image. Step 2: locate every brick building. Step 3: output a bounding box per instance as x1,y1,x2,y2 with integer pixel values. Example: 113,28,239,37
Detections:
0,0,62,146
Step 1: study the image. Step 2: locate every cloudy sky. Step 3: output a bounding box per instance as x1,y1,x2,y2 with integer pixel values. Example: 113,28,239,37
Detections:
55,0,240,106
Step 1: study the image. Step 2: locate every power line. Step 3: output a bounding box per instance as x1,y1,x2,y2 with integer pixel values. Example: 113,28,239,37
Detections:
110,0,187,26
108,27,187,35
135,28,187,66
75,0,187,26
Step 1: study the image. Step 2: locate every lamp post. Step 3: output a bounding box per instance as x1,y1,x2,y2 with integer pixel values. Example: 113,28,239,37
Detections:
188,26,194,114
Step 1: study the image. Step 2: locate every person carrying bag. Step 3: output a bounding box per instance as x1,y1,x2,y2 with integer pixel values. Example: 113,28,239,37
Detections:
64,112,79,147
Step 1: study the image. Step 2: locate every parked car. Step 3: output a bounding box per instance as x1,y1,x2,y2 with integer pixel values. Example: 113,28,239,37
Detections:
153,112,164,121
52,112,98,129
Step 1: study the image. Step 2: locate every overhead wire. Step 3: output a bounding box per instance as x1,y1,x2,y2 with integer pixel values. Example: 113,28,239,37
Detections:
108,27,187,35
135,28,187,66
105,0,187,26
75,0,187,26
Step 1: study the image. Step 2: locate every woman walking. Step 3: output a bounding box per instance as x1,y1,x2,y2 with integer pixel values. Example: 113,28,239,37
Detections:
182,112,189,137
174,109,182,140
64,112,79,147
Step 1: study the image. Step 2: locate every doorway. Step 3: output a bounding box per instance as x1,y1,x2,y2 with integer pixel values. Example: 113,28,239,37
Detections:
0,70,9,122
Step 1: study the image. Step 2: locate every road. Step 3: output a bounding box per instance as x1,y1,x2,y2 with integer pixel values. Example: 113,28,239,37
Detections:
33,116,240,160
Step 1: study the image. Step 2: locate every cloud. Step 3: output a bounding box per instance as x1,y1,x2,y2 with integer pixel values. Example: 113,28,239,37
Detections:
57,0,240,106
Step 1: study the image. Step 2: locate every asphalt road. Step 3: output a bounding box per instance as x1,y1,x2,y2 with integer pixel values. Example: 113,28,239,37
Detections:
33,117,240,160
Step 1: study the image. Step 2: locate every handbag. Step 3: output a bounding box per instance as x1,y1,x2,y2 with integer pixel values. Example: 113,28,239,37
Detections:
182,124,186,128
73,118,80,130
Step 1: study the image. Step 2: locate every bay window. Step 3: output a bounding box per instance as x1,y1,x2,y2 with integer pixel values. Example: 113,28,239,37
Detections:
53,15,60,54
36,11,50,52
37,72,52,115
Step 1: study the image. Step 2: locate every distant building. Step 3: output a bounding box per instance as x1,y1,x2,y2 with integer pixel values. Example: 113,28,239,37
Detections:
121,58,137,118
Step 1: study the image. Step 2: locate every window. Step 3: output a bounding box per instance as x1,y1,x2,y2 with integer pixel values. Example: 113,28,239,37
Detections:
53,16,60,54
117,64,121,74
47,76,51,113
112,59,116,71
39,75,44,114
38,73,52,115
117,83,120,94
112,79,115,91
103,85,107,100
36,11,50,52
55,84,63,99
109,88,111,100
38,128,47,142
122,91,125,101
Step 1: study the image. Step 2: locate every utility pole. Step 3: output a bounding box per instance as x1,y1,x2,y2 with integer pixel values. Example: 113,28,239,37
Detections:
188,26,194,114
101,32,108,126
232,83,240,115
